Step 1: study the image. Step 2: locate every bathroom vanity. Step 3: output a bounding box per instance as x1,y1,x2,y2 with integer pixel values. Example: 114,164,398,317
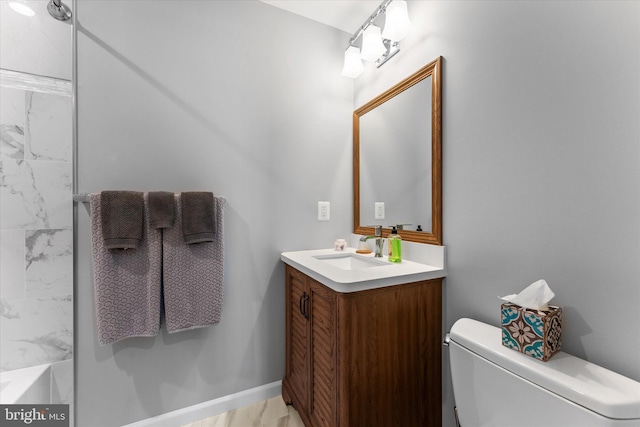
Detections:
281,56,446,427
281,249,445,427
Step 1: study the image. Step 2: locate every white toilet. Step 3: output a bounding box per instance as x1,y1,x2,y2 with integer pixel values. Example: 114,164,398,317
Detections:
448,318,640,427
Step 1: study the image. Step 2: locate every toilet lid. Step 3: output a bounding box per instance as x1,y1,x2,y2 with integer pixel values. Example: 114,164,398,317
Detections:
450,318,640,420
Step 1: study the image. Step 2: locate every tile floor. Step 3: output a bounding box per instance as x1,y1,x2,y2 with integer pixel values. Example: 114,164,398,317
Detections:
181,396,305,427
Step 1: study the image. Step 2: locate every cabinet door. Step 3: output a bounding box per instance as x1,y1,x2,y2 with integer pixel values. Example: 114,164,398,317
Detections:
308,279,337,427
286,266,308,413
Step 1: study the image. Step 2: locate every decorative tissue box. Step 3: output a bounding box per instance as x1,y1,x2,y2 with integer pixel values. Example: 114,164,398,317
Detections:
501,303,562,362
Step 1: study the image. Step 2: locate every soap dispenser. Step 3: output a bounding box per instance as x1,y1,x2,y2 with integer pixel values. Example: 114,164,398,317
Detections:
387,226,402,263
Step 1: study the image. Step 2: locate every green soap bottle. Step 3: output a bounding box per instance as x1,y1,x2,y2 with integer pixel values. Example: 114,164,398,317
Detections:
388,226,402,263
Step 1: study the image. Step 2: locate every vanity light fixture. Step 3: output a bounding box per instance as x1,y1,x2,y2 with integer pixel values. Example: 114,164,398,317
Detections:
340,0,412,78
8,0,36,17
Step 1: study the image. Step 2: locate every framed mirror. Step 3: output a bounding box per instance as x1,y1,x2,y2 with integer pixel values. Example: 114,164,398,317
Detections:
354,56,442,245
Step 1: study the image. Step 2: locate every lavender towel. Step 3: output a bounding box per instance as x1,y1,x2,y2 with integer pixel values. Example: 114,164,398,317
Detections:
90,193,162,345
148,191,175,229
181,192,216,244
163,194,225,333
100,191,144,249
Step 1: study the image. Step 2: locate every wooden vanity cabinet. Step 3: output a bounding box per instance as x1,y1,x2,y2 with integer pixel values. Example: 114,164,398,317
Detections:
282,264,442,427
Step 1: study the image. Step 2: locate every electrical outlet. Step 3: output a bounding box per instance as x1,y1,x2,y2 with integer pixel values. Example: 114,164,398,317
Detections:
318,201,330,221
375,202,385,220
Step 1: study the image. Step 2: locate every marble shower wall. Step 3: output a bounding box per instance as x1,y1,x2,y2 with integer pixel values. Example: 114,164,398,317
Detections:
0,73,73,378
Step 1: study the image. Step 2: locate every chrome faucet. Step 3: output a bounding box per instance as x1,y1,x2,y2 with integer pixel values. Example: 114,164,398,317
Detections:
360,225,384,258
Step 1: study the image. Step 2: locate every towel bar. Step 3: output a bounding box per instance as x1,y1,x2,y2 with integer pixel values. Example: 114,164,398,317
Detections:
73,193,226,204
73,193,90,203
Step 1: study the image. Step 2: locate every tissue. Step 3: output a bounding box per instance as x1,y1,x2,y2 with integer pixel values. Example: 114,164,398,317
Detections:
499,279,555,311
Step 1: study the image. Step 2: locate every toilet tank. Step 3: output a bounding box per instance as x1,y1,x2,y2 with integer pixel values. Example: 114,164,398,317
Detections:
448,318,640,427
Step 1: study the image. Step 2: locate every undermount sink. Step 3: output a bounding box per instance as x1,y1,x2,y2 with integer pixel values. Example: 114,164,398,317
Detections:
312,253,387,270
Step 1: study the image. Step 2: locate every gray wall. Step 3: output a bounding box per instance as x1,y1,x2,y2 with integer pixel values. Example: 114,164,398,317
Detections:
356,2,640,426
75,1,639,426
75,1,352,425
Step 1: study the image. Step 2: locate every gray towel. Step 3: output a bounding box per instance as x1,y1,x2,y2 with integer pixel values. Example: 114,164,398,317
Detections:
181,192,216,244
90,193,162,345
100,191,144,249
148,191,175,229
163,194,224,333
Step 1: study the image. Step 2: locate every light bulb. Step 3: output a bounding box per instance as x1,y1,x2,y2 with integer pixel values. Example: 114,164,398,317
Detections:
382,0,411,42
341,46,364,78
360,25,386,62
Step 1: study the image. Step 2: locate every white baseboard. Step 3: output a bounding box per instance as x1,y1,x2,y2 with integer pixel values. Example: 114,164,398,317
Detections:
122,381,282,427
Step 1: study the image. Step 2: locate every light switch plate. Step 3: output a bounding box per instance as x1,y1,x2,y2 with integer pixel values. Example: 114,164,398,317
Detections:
318,201,330,221
375,202,385,220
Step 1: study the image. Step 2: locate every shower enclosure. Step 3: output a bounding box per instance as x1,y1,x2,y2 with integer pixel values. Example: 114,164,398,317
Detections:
0,0,74,421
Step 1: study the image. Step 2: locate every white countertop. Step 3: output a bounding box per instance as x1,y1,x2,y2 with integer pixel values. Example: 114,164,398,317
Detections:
281,248,446,293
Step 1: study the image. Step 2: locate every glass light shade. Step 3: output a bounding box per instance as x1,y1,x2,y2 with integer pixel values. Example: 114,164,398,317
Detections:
360,25,386,62
9,1,35,16
341,46,364,78
382,0,411,41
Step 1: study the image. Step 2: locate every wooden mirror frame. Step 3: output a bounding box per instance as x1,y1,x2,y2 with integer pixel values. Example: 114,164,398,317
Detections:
354,56,442,245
